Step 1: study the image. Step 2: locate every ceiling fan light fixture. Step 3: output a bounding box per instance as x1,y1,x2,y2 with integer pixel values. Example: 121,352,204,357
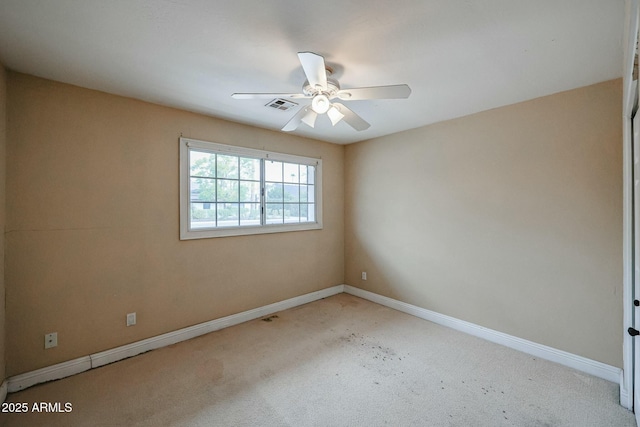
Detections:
233,51,411,133
311,94,331,114
327,104,345,126
301,109,318,128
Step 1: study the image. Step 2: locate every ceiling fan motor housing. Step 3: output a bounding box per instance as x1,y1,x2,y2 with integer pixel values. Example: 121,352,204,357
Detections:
303,76,341,98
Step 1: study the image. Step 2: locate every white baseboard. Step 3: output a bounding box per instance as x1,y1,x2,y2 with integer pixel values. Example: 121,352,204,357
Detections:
91,285,345,368
5,284,622,395
8,357,91,393
8,285,345,392
343,285,622,385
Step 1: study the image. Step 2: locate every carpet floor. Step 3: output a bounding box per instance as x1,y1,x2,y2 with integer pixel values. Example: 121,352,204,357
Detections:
0,293,635,426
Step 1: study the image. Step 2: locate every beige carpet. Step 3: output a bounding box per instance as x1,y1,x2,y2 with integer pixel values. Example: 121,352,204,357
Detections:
0,293,634,426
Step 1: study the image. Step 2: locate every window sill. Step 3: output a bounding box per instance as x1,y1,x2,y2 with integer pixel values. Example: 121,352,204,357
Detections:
180,222,323,240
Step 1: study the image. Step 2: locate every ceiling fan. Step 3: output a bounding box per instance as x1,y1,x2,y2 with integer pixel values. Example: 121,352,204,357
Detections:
232,52,411,132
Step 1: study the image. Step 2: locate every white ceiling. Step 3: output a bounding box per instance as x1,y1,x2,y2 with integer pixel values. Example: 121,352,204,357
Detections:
0,0,625,144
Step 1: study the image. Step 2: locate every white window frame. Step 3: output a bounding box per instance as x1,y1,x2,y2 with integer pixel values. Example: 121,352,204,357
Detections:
179,137,323,239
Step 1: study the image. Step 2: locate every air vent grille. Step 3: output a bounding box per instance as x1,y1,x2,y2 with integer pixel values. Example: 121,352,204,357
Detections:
266,98,298,111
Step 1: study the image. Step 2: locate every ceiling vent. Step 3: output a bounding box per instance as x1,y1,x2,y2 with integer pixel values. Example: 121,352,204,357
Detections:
266,98,298,111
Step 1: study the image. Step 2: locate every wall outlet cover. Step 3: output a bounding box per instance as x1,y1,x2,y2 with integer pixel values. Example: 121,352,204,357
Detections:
126,312,136,327
44,332,57,349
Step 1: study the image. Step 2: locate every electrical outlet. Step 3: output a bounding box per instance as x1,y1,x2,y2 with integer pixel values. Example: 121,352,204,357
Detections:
44,332,57,349
361,271,367,280
126,312,136,327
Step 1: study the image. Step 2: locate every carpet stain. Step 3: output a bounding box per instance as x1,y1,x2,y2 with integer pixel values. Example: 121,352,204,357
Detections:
259,368,275,380
339,297,360,308
198,358,224,382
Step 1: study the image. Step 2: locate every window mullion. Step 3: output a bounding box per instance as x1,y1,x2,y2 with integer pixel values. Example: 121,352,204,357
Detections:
236,157,240,225
260,159,265,226
214,153,218,228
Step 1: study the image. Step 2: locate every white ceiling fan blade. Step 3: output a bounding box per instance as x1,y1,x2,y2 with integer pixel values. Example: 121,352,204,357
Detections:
298,52,327,90
282,107,311,132
300,109,318,128
336,84,411,100
232,92,309,99
333,103,370,131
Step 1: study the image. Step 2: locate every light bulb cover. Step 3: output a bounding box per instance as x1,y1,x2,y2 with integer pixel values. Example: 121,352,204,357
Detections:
300,109,318,128
311,94,331,114
327,105,345,126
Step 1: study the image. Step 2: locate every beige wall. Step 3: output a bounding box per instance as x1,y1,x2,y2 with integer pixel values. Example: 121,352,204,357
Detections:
345,79,623,367
5,72,344,375
3,71,624,376
0,64,6,381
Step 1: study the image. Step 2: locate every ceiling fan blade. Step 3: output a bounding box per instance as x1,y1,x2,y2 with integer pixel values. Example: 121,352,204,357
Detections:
336,84,411,100
333,103,370,131
232,92,309,99
298,52,328,90
282,107,310,132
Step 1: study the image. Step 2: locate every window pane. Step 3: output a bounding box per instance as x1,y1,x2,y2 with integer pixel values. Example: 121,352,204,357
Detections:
217,154,239,179
266,182,283,202
217,203,239,227
283,163,299,183
190,177,216,203
284,204,300,223
190,203,217,229
300,204,308,222
217,179,239,202
240,157,260,181
240,181,260,202
240,203,261,226
190,151,216,178
284,184,299,203
306,165,315,184
300,185,308,203
307,184,315,203
308,204,315,222
266,203,283,224
265,160,283,182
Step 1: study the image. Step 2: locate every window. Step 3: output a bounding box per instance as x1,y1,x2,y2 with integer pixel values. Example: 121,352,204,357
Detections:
180,138,322,239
